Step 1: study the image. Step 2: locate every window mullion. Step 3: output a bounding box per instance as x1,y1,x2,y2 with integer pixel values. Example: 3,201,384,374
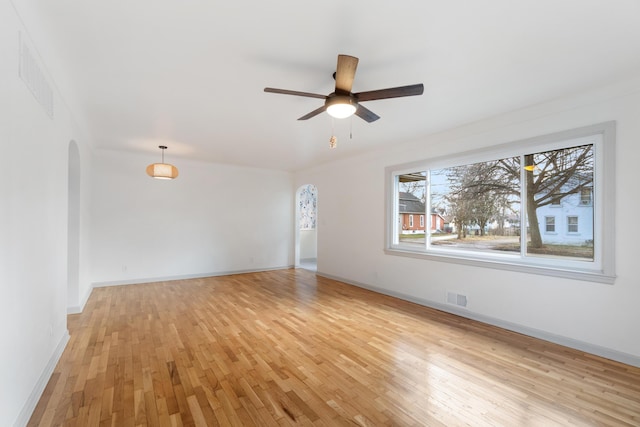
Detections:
520,154,528,257
393,174,400,246
425,171,431,251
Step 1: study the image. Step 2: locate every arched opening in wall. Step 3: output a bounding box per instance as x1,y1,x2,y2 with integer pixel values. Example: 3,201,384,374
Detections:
296,184,317,272
67,140,81,312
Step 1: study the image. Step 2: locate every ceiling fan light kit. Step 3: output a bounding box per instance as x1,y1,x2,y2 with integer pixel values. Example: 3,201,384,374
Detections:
264,54,424,123
146,145,179,180
325,95,357,119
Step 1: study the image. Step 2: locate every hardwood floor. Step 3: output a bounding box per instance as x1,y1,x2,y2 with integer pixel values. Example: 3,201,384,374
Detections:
29,269,640,426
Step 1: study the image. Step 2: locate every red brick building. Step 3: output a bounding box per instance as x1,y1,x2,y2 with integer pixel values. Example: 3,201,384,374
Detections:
398,192,445,234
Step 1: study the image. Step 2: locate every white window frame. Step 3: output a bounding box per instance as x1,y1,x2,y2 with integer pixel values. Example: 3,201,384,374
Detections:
409,214,414,228
545,216,556,233
580,187,593,206
567,216,579,233
420,215,425,228
384,122,616,284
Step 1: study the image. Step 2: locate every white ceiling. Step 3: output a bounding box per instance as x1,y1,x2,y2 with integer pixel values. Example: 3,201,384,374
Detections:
16,0,640,171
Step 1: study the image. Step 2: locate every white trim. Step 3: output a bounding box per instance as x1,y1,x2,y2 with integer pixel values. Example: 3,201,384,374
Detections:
67,283,94,314
385,121,616,284
545,215,556,233
92,265,294,288
13,331,70,427
384,247,614,284
69,266,295,315
317,272,640,368
567,215,579,233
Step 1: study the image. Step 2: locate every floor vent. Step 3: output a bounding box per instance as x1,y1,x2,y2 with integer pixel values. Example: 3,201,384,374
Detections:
19,32,54,119
446,291,468,308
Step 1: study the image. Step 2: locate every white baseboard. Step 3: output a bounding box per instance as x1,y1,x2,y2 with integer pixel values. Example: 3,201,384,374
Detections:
91,265,294,289
13,330,70,427
67,284,94,314
69,266,294,315
318,271,640,369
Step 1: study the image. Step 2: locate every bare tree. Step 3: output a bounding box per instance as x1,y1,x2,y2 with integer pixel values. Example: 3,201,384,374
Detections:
523,145,593,248
445,185,473,238
435,144,593,249
445,161,518,238
400,180,426,203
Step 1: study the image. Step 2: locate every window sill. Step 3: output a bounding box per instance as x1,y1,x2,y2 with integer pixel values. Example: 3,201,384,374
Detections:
384,247,615,284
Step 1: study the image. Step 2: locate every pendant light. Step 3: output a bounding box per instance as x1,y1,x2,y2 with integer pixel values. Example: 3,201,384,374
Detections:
146,145,179,179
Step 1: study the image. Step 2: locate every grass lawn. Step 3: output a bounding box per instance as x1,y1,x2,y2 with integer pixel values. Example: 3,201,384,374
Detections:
400,234,593,259
399,233,426,239
493,242,593,258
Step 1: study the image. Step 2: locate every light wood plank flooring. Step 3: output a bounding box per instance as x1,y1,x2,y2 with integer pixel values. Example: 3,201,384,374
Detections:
29,269,640,426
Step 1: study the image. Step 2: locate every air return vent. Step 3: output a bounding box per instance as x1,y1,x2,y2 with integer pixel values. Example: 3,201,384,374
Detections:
446,291,468,308
19,32,54,119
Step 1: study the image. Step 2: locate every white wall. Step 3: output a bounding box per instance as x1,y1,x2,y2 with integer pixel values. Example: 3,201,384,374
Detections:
0,1,93,424
91,149,294,285
65,140,93,314
299,230,317,260
295,76,640,366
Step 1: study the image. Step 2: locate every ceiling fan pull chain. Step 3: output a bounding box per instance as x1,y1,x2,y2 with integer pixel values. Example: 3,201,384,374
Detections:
350,117,353,140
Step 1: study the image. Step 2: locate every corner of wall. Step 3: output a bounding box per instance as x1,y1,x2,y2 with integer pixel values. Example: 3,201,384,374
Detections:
67,283,94,314
12,330,70,427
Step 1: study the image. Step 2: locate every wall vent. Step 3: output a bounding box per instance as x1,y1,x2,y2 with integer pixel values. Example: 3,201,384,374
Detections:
18,32,54,119
446,291,468,308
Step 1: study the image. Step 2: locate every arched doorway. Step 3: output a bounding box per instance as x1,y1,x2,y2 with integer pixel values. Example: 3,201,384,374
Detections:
296,184,317,271
67,141,81,311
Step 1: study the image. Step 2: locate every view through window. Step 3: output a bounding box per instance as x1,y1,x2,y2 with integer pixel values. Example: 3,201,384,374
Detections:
396,145,594,260
387,122,614,282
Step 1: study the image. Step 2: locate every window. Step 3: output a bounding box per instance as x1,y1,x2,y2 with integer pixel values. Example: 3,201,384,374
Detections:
409,215,414,228
545,216,555,233
420,215,425,227
385,122,616,284
580,187,592,205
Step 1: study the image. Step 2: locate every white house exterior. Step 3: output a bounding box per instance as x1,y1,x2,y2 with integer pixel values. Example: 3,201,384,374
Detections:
535,187,593,246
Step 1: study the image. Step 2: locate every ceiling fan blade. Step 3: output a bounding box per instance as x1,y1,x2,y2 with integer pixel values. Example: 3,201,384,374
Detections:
264,87,327,100
334,55,359,94
355,104,380,123
298,105,326,120
354,83,424,102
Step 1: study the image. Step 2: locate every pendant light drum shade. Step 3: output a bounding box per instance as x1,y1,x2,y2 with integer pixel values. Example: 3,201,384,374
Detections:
147,145,179,179
146,163,178,179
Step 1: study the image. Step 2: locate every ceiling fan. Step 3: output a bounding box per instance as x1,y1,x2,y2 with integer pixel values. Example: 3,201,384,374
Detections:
264,54,424,123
